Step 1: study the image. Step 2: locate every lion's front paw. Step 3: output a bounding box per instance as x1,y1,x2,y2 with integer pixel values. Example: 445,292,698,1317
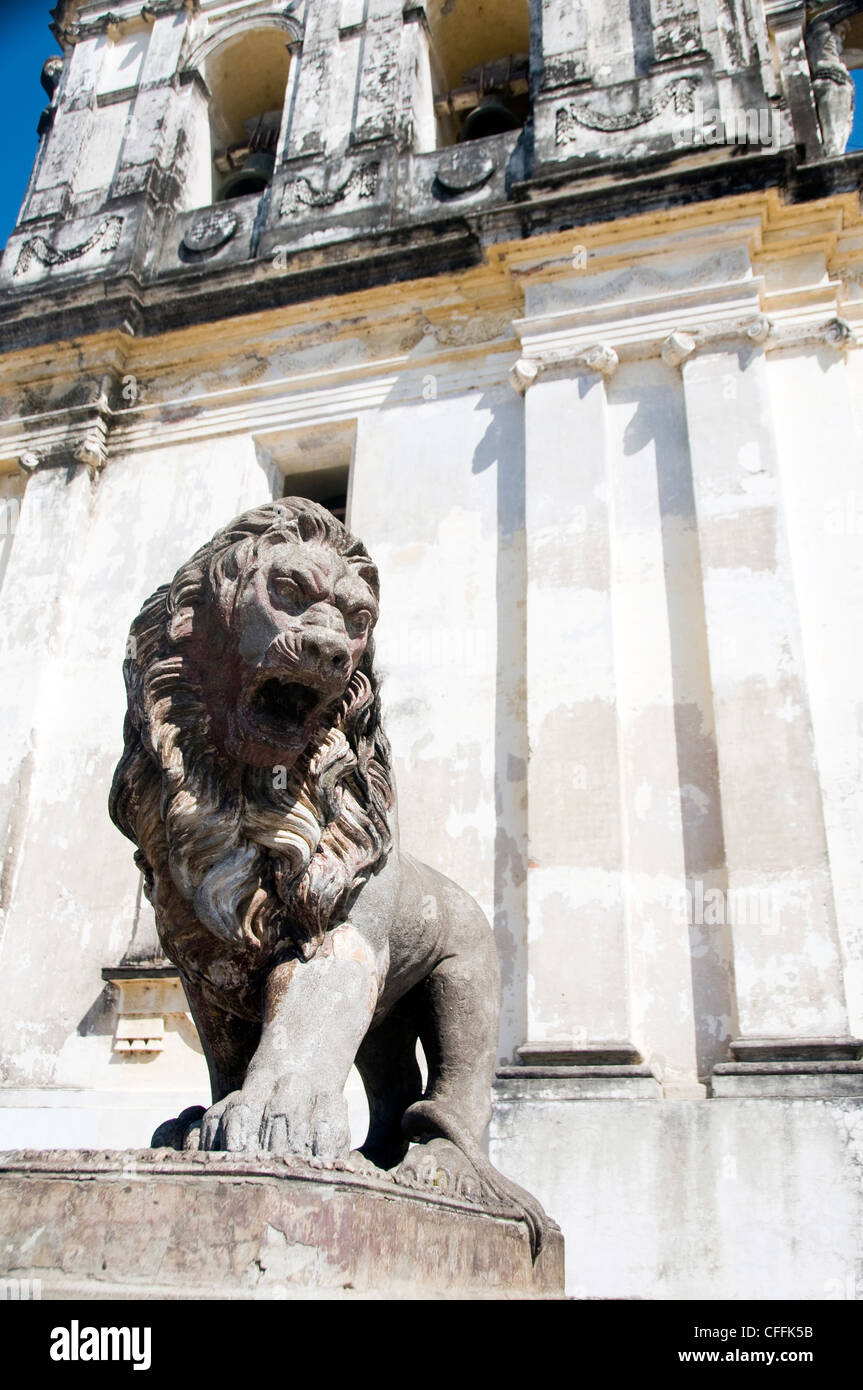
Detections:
200,1090,264,1153
392,1138,482,1202
259,1083,350,1166
199,1081,350,1166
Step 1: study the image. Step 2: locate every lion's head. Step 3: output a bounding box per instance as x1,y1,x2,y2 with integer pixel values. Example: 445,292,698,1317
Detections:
109,499,394,965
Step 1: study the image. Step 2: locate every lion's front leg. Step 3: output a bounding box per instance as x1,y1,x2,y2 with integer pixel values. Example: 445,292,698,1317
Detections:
199,922,383,1165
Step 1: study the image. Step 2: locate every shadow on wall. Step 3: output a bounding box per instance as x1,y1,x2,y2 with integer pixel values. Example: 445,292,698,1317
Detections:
618,363,739,1080
472,392,527,1059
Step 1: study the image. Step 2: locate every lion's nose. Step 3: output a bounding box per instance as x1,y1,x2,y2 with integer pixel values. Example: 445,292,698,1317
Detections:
301,632,351,679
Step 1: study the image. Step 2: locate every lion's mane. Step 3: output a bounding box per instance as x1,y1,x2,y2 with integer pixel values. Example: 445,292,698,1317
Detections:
109,499,394,967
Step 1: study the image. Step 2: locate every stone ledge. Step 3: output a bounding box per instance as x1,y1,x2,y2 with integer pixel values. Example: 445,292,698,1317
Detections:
728,1037,863,1063
711,1062,863,1098
496,1067,662,1100
0,1149,565,1301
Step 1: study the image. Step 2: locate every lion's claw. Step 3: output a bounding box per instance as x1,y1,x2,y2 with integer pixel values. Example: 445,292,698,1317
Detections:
199,1081,350,1165
392,1138,483,1204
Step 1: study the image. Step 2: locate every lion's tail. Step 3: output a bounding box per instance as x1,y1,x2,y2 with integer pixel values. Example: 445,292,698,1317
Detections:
402,1099,551,1263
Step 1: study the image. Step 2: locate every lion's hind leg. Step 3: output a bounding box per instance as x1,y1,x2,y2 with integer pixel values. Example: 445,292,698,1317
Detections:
390,876,501,1203
353,989,423,1173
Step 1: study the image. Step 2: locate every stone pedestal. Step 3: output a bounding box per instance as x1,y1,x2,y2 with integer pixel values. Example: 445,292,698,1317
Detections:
0,1150,564,1301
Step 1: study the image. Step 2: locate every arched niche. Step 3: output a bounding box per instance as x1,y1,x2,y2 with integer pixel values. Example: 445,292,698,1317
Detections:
205,26,292,200
424,0,531,146
186,15,299,206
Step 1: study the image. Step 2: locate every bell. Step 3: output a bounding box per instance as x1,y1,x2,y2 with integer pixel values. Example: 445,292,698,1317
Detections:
218,151,276,201
459,96,521,143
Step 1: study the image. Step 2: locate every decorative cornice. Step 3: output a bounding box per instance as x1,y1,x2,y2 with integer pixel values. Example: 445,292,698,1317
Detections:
12,374,123,476
510,343,619,393
61,2,195,43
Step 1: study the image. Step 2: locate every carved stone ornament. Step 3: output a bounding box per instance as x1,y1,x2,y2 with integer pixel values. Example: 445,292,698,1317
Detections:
109,498,552,1259
662,330,697,367
281,161,380,216
510,343,620,392
434,147,496,196
13,217,123,276
660,314,855,365
142,0,195,19
556,75,700,143
63,3,194,39
182,207,238,254
61,12,122,43
807,18,856,158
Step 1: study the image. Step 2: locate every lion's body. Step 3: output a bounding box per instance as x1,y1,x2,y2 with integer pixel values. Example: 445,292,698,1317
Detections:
110,500,548,1249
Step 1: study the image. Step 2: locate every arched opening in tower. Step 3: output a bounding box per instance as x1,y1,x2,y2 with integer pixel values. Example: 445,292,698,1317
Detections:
423,0,531,148
203,27,292,203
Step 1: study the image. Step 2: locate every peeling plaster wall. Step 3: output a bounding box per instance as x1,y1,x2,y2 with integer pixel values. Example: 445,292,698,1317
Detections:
491,1092,863,1300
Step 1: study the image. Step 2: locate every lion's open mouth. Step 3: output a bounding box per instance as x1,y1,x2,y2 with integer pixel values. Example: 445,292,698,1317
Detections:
251,678,321,734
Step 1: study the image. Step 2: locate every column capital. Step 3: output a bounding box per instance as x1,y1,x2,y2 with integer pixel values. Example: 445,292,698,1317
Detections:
509,342,619,394
660,312,856,368
661,314,774,369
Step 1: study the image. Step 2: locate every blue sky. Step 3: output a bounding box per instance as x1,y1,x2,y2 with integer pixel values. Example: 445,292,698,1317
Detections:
1,3,62,247
1,4,862,248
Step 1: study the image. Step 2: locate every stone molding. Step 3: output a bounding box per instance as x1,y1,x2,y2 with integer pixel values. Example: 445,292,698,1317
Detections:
59,3,197,45
101,968,191,1056
13,374,125,476
711,1035,863,1096
497,1040,662,1098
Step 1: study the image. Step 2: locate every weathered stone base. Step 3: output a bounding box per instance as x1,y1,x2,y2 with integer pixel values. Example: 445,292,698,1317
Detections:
0,1149,564,1300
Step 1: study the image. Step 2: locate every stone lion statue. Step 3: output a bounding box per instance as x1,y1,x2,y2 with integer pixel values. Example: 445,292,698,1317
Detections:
110,498,546,1253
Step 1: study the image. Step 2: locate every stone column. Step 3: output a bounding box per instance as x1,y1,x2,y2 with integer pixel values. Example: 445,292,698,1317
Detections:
649,0,703,63
674,329,856,1087
604,357,714,1096
768,4,823,161
22,38,103,223
536,0,591,90
110,12,188,202
766,337,863,1041
352,8,401,145
510,346,656,1093
283,5,340,159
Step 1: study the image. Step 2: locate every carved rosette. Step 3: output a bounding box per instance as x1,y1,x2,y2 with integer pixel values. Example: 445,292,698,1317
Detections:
181,208,237,254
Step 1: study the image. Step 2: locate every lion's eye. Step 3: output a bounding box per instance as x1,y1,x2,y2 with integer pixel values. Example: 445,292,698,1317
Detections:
272,575,301,601
348,609,372,635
